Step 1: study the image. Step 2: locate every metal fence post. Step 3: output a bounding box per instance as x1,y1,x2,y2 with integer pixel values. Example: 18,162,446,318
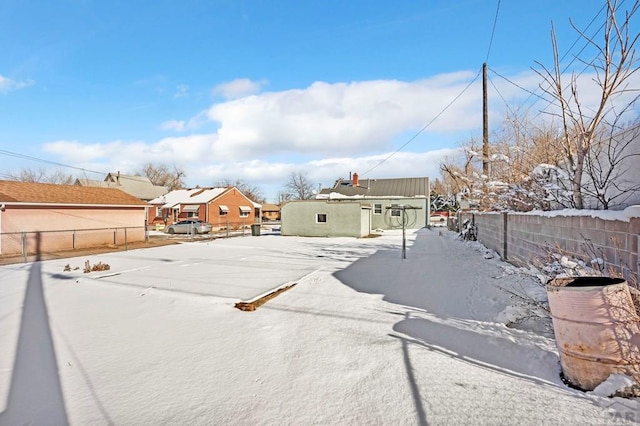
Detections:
124,228,128,251
22,232,27,263
73,230,76,250
226,219,229,239
502,211,508,261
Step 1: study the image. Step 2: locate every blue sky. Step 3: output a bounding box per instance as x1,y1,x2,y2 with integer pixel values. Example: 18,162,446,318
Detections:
0,0,629,202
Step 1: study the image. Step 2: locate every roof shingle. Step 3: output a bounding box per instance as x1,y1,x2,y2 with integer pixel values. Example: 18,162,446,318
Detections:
0,180,149,206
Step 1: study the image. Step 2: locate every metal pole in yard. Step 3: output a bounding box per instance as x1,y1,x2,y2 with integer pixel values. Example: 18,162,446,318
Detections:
124,228,128,251
73,230,76,250
402,216,406,260
226,219,229,239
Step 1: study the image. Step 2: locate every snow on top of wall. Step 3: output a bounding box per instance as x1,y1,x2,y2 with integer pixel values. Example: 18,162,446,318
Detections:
510,205,640,222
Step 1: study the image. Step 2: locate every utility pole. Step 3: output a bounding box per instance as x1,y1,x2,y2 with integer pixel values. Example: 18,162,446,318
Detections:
482,62,489,178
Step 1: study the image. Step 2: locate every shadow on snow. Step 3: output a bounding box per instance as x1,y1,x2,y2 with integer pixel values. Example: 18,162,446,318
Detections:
1,233,69,425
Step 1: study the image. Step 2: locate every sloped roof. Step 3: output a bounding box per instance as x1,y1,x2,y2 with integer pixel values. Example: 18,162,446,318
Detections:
149,187,229,208
0,180,149,206
262,203,280,211
318,177,429,198
150,187,263,208
75,173,169,201
75,178,110,188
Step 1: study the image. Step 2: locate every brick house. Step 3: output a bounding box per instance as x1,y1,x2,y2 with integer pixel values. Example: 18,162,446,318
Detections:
0,180,149,256
148,187,261,230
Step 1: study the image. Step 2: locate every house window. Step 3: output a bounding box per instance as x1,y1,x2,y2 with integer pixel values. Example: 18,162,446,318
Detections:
182,205,200,218
155,206,162,217
219,205,229,216
316,213,327,223
374,203,382,215
239,206,251,218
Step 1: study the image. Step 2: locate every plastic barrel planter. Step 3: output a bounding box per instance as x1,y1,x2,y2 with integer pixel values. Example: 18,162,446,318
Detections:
547,276,640,390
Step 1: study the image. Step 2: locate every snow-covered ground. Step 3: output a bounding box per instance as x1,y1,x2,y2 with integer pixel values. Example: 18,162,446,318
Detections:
1,228,638,425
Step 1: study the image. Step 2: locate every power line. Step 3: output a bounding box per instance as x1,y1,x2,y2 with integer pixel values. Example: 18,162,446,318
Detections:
0,148,157,185
523,1,612,113
488,1,622,124
485,0,501,63
361,67,483,177
0,149,104,176
488,67,554,105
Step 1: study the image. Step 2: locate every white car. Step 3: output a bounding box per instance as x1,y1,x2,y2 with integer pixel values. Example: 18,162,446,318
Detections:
165,219,213,234
429,213,448,227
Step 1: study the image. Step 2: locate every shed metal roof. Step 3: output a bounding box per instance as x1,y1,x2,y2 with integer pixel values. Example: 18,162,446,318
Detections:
319,177,429,198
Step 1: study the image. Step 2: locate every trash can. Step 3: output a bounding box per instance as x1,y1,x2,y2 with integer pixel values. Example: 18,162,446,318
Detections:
251,223,261,236
546,276,640,390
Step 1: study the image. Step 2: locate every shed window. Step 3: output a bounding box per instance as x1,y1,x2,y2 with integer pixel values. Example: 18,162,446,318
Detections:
374,203,382,215
391,209,401,217
316,213,327,223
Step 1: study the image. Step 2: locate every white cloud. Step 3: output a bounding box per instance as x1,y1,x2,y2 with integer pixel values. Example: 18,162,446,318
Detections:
204,72,483,160
44,140,109,162
160,120,186,132
0,75,34,94
44,134,218,165
213,78,265,100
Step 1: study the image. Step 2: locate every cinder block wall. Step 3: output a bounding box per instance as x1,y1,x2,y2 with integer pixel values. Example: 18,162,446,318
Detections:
467,212,502,255
461,211,639,281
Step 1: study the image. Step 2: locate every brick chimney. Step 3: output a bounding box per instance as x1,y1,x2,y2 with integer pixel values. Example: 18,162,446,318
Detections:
352,172,359,187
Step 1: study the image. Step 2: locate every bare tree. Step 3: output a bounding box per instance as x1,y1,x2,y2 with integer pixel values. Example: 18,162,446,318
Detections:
284,171,315,200
534,0,640,209
439,138,485,209
439,111,573,212
216,178,265,203
137,163,186,191
277,190,293,204
582,120,640,208
5,167,75,184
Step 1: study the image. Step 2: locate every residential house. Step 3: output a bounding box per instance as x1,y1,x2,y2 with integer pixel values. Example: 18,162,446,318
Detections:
75,172,168,202
261,203,281,221
148,187,261,231
0,180,149,256
281,174,430,238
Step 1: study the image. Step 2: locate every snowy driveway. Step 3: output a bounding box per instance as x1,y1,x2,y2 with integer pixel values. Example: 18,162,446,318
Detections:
0,229,638,425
